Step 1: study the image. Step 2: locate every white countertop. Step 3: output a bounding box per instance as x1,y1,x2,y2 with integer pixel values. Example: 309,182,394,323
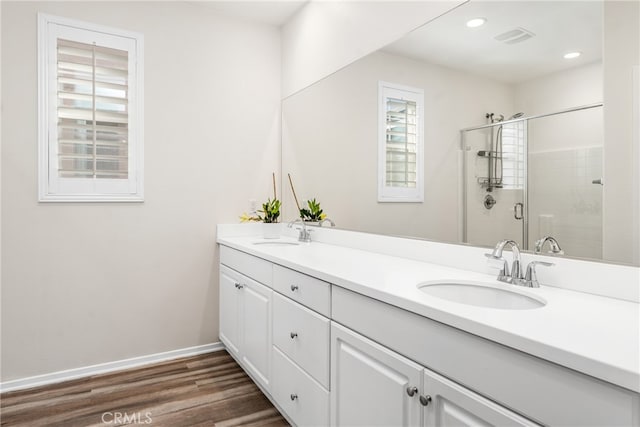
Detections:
217,235,640,393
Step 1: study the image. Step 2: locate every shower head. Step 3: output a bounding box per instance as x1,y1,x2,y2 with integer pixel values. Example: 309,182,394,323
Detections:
508,112,524,120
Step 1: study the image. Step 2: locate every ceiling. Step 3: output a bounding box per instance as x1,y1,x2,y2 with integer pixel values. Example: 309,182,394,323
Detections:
383,1,603,84
188,0,309,27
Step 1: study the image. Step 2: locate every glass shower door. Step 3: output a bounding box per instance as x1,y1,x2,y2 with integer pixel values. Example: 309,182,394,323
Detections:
461,105,603,258
526,108,603,258
462,122,526,249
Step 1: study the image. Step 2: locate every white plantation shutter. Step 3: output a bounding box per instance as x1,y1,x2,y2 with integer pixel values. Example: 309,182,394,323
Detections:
57,39,129,179
39,14,143,201
500,121,526,190
385,97,417,188
378,82,424,202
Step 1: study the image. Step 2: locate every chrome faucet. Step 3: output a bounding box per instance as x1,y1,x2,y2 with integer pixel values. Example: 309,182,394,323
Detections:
318,218,335,227
534,236,564,255
487,239,522,284
288,218,312,242
486,239,554,288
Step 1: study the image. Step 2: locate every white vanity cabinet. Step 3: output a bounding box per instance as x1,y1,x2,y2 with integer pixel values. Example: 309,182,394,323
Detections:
219,249,273,392
332,285,639,427
218,242,639,427
219,245,332,425
331,323,536,427
271,266,332,426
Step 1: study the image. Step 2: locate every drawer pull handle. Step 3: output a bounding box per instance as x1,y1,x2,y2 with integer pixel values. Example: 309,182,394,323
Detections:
406,386,418,397
290,393,298,401
290,284,299,292
234,282,244,289
290,332,298,339
419,395,432,406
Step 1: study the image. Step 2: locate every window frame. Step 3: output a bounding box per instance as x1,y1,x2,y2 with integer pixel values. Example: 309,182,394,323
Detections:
378,81,424,203
38,13,144,202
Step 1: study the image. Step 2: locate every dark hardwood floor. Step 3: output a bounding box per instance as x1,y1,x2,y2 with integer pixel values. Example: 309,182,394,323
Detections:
0,350,289,427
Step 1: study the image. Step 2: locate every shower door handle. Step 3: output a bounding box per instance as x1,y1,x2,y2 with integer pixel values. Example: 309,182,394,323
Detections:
514,203,524,220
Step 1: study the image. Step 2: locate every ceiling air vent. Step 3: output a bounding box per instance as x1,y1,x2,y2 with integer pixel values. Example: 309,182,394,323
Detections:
494,27,535,44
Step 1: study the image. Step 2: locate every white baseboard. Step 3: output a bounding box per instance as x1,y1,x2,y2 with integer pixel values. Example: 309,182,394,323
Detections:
0,342,225,394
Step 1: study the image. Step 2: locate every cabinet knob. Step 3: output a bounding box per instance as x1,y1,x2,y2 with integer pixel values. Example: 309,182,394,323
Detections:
290,332,298,339
290,284,299,292
234,282,244,289
406,386,418,397
290,393,298,401
419,395,432,406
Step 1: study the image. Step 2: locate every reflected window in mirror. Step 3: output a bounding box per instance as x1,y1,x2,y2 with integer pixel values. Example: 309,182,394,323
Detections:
500,121,526,190
378,81,424,202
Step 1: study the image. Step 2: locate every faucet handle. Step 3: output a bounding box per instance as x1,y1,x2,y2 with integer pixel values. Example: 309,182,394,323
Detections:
524,261,554,288
485,253,510,280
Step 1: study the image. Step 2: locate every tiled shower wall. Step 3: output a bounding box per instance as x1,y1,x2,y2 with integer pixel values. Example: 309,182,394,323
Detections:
528,147,603,259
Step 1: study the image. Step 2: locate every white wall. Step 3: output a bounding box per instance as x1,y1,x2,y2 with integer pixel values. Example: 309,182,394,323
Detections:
1,1,281,381
282,50,513,242
0,3,3,346
514,62,602,117
603,0,640,265
281,0,466,98
634,66,640,266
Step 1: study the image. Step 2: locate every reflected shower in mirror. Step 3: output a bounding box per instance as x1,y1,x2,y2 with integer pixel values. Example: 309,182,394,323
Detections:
281,0,639,265
462,104,603,260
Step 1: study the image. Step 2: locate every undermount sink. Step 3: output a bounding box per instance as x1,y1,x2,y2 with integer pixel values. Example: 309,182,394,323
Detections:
417,281,545,310
252,240,300,246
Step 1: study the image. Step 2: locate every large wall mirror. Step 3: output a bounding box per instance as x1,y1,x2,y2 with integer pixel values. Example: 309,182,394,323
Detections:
282,0,640,266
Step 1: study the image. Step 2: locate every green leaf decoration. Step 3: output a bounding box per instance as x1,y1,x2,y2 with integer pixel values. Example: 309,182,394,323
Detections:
299,198,324,221
258,198,281,223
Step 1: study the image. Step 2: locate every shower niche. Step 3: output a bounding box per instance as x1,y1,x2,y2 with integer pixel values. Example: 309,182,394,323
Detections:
461,105,603,260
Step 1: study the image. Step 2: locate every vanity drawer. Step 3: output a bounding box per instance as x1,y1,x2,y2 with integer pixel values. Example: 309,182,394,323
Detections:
273,292,330,388
272,346,330,427
273,264,331,316
220,246,272,287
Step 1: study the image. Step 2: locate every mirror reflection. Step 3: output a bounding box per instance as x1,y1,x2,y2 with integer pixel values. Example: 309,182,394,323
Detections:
461,105,602,260
281,0,639,265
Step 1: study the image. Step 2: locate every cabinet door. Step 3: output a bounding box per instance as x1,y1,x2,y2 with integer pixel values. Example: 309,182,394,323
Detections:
422,369,538,427
241,277,273,391
331,323,423,427
219,266,242,357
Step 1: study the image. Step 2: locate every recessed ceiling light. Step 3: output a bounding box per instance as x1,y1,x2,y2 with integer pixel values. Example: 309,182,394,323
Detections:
563,51,582,59
466,18,486,28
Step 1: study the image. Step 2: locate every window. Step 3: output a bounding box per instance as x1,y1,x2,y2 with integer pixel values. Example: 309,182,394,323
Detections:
500,120,526,190
38,14,144,202
378,81,424,202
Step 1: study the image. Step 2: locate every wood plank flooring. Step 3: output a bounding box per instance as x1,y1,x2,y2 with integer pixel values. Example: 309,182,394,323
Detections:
0,350,289,427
